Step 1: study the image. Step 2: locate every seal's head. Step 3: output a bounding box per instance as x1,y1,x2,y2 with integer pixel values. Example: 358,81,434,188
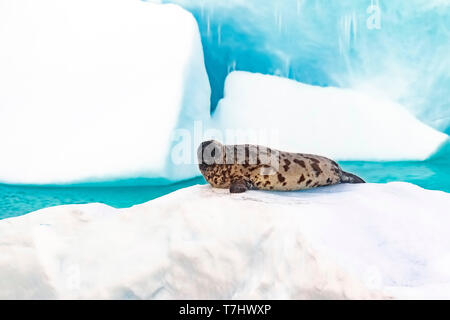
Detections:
197,140,224,172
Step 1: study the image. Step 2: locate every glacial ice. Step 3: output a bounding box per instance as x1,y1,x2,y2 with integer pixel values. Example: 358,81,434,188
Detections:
1,182,450,299
164,0,450,134
209,71,448,161
0,0,448,186
0,0,210,184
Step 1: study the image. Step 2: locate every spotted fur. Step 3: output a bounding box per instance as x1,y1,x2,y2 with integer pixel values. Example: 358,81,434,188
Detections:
197,140,364,193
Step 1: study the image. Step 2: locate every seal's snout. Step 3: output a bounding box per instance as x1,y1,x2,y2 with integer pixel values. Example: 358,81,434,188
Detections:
197,140,223,170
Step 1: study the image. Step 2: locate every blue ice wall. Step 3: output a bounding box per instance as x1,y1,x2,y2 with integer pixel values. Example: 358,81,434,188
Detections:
162,0,450,134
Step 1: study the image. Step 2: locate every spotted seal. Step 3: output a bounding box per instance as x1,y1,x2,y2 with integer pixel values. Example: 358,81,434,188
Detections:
197,140,365,193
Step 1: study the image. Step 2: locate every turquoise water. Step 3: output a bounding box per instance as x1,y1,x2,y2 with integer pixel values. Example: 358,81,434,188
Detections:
0,161,448,220
340,161,450,193
0,177,206,220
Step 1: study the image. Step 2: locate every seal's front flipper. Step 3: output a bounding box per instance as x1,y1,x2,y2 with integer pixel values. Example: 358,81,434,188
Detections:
230,180,247,193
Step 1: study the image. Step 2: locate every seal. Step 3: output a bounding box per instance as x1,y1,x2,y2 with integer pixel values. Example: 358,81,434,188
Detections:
197,140,365,193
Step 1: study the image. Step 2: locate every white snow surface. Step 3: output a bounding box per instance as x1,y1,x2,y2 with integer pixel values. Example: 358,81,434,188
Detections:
210,71,448,161
0,0,210,184
1,182,449,299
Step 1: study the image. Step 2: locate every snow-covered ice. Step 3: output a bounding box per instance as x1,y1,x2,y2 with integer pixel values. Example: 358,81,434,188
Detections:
0,0,210,184
1,182,449,299
209,71,448,161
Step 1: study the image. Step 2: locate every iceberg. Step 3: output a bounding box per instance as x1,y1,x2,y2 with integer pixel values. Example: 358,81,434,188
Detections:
0,182,449,299
209,71,448,161
163,0,450,134
0,0,210,185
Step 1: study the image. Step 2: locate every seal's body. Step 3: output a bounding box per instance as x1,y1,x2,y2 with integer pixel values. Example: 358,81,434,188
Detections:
198,140,364,193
